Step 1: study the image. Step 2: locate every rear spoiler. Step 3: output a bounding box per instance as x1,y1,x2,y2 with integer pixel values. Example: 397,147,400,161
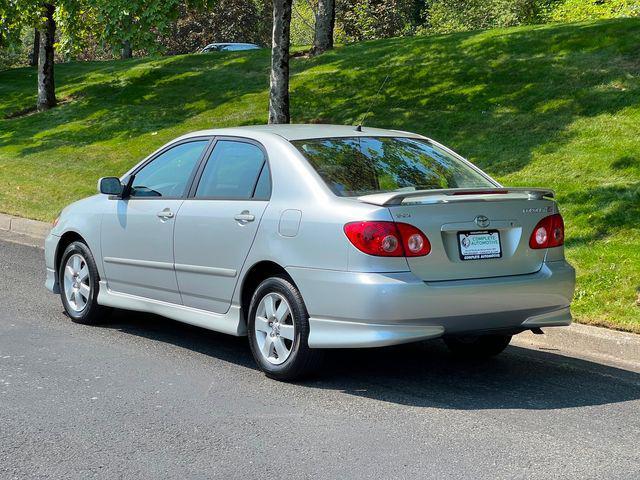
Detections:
357,187,555,206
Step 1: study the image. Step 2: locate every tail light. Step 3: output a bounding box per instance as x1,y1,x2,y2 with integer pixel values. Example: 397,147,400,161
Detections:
344,221,431,257
396,223,432,256
529,213,564,249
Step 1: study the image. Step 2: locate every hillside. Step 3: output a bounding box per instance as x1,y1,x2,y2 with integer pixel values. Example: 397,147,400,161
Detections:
0,19,639,331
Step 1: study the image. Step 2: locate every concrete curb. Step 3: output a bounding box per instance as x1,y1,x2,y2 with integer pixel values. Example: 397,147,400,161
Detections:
0,212,50,239
0,213,638,369
513,323,640,371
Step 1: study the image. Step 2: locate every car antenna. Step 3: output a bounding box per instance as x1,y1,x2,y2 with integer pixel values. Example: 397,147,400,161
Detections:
356,74,390,132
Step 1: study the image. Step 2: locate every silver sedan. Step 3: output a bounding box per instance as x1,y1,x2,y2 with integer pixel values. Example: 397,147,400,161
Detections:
45,125,575,380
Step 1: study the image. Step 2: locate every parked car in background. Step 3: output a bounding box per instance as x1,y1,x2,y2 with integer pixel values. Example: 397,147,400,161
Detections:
200,43,261,53
44,125,575,381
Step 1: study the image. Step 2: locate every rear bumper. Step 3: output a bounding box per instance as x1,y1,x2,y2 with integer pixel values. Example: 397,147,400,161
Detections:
287,260,575,348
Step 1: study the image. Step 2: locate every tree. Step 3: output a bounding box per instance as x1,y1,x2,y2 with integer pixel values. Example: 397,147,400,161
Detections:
0,1,20,48
37,2,55,110
0,1,76,110
268,0,292,124
121,39,132,59
0,1,58,110
1,0,211,111
311,0,334,54
91,1,181,59
29,28,39,66
87,1,215,59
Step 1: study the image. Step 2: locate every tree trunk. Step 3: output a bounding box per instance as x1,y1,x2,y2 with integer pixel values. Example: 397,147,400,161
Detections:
121,40,132,59
37,3,56,112
312,0,334,55
268,0,292,124
30,29,40,67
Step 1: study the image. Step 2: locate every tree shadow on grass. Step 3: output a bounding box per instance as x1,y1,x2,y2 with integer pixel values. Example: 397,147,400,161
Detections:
561,182,640,246
611,155,640,171
290,19,640,176
0,51,271,160
2,19,639,179
104,308,640,411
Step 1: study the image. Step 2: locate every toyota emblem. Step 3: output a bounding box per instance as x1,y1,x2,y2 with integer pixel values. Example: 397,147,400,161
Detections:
475,215,490,228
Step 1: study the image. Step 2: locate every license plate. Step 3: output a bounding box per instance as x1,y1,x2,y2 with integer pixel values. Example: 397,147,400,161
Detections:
458,230,502,260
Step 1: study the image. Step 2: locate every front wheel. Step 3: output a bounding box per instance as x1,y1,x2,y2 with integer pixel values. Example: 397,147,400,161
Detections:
443,334,512,358
247,276,323,381
59,241,109,325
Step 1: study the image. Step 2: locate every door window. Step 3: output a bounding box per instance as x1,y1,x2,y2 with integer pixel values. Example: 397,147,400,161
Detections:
253,163,272,200
195,140,267,199
130,140,208,198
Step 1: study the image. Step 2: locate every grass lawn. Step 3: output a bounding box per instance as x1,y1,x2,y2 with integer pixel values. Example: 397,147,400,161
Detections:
0,19,639,331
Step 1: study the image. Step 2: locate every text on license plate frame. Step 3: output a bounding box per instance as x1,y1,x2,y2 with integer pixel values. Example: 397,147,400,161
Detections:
457,230,502,261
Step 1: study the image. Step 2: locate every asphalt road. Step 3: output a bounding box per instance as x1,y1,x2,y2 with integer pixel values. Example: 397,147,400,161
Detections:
1,237,639,479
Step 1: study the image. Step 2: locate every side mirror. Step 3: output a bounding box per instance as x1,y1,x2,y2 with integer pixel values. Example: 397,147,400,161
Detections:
98,177,124,196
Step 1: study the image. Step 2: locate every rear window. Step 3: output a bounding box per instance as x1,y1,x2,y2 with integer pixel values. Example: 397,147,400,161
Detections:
291,136,495,197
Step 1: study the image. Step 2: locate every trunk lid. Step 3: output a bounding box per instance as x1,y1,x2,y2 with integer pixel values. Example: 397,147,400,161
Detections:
360,189,556,282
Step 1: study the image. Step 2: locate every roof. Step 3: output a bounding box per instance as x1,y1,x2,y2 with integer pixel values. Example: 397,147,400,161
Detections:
182,124,425,142
203,43,259,48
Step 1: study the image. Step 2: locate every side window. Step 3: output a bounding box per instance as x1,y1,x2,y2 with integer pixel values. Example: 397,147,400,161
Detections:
253,164,272,200
195,140,267,199
131,141,208,198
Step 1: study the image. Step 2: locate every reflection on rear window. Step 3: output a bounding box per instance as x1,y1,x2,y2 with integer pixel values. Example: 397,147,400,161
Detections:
291,137,494,197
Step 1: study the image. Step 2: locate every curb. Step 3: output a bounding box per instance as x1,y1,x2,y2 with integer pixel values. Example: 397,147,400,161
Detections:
0,212,50,239
512,322,640,371
0,213,638,370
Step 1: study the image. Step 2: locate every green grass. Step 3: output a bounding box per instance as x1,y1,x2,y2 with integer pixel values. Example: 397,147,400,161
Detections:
1,19,639,331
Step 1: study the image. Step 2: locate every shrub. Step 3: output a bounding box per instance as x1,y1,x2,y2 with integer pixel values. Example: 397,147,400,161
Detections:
424,0,557,34
550,0,640,22
337,0,424,42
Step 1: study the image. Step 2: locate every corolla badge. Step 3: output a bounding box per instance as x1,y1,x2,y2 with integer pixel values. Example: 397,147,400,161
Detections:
523,206,553,214
475,215,490,228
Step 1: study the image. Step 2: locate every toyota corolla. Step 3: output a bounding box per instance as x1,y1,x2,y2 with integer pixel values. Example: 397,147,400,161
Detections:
45,125,576,380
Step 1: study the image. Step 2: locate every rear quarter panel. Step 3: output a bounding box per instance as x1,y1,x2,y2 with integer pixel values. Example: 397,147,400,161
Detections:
231,136,411,305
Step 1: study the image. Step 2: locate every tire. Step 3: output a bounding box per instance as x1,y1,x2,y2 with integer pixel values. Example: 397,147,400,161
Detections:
443,334,512,358
247,276,323,381
58,241,109,325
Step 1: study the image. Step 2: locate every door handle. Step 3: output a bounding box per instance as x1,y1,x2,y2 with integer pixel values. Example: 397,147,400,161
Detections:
157,208,174,220
234,211,255,223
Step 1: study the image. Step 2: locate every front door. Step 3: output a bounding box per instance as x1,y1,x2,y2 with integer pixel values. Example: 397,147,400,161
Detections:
101,139,210,303
174,138,271,313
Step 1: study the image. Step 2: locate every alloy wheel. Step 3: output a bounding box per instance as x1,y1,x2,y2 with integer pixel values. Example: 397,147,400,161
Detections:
254,292,295,365
63,253,91,312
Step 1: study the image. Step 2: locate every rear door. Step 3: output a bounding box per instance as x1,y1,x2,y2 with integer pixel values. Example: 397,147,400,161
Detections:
101,138,210,303
173,138,271,313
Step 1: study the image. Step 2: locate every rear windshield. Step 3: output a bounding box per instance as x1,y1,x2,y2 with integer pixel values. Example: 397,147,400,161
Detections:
291,136,495,197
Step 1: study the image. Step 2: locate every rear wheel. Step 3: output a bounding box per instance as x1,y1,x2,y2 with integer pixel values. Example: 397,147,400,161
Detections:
444,334,512,358
59,241,109,325
247,276,323,381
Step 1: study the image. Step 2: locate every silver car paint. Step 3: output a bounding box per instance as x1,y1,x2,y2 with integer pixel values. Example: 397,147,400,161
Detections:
101,198,186,304
174,198,269,313
394,197,554,281
45,125,576,348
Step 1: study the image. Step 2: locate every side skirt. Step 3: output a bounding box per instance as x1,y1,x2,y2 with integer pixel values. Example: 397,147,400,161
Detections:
97,281,246,336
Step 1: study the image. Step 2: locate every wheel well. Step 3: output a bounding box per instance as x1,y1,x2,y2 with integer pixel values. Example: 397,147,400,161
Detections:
240,261,293,323
55,231,86,271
